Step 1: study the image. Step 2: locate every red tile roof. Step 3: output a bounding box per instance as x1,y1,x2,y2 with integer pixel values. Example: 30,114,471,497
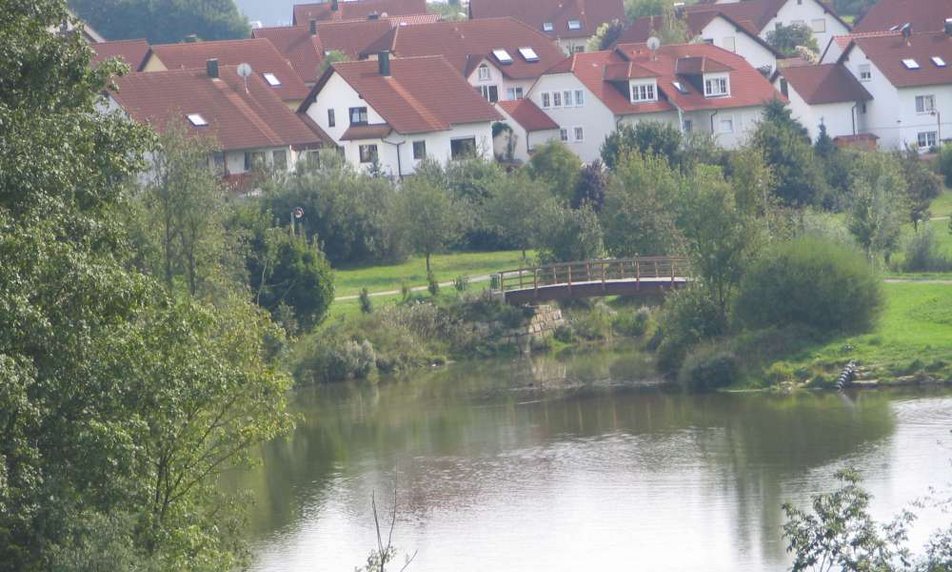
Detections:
853,0,952,34
252,26,325,84
841,31,952,88
360,18,566,81
340,123,394,140
305,56,502,135
315,18,395,59
683,0,848,35
777,63,871,103
497,99,559,131
469,0,625,40
547,42,782,116
109,67,330,152
148,39,310,103
292,0,427,25
90,39,151,70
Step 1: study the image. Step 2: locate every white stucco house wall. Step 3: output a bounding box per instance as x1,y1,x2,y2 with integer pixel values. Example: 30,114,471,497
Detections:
773,62,873,141
300,55,502,177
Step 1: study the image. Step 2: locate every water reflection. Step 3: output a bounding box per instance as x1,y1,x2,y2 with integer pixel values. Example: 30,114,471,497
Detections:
228,348,951,571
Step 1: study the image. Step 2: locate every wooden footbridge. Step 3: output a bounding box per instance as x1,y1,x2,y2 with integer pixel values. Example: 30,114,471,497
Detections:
490,256,691,304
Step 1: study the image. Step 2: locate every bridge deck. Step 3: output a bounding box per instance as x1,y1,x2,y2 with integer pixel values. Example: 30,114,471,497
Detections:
491,257,690,304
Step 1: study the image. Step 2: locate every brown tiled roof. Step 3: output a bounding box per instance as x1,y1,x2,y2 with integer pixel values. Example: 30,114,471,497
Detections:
109,67,330,152
359,18,566,81
252,26,325,84
842,31,952,88
547,42,782,116
340,123,394,140
292,0,427,25
304,56,502,135
469,0,625,40
90,39,151,70
497,99,559,131
148,39,310,103
853,0,952,34
777,63,871,103
315,19,394,59
617,12,780,57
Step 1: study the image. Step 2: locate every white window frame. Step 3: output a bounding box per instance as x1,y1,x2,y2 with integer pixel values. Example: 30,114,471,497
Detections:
573,126,584,142
559,128,568,142
543,22,554,32
574,89,584,106
719,118,734,134
810,18,826,33
916,94,936,114
542,92,551,108
358,144,378,164
563,90,573,107
704,75,730,97
553,91,562,107
630,81,657,103
917,131,937,149
567,20,582,30
263,72,282,86
477,64,491,81
858,64,871,81
506,87,524,100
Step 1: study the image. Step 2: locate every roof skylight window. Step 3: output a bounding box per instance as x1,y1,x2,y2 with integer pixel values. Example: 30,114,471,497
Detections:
186,113,208,127
567,20,582,30
519,47,539,62
672,81,689,94
902,58,920,69
932,56,947,67
263,72,282,86
543,22,554,32
493,49,513,64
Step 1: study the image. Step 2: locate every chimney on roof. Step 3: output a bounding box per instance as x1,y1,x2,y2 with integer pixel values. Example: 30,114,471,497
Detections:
945,18,952,36
206,58,219,79
368,11,380,20
379,51,391,76
185,34,199,43
901,22,911,43
331,0,339,11
309,19,317,35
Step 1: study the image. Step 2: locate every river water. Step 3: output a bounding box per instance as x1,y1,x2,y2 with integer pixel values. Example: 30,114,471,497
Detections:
233,348,952,571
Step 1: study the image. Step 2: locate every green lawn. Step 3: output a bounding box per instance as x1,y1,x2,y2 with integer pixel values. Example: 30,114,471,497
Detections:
930,188,952,218
332,250,529,297
786,282,952,380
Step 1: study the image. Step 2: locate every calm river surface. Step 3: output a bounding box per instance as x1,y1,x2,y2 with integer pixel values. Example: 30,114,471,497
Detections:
233,348,952,571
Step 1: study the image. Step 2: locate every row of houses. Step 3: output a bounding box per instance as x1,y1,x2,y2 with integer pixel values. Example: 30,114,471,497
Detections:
88,0,952,184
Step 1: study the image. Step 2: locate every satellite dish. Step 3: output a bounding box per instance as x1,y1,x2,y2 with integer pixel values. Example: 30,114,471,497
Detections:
236,63,253,78
647,36,661,51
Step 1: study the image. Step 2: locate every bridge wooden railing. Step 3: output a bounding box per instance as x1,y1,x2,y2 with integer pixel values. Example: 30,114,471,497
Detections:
491,256,690,295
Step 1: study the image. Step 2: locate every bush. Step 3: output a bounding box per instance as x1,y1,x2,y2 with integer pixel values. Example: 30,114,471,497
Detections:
453,274,469,292
359,288,373,314
568,301,615,340
656,286,728,374
612,306,651,337
678,346,739,392
427,272,440,296
901,228,952,272
735,237,882,334
938,142,952,187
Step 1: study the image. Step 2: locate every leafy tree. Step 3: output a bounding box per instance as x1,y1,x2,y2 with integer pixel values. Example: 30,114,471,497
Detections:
847,152,905,264
481,173,556,260
587,19,626,51
752,99,828,207
766,23,819,57
600,121,682,170
536,203,605,263
318,49,350,75
527,140,582,203
70,0,250,44
814,122,836,159
897,147,943,229
247,228,335,333
937,142,952,188
625,0,667,20
736,237,882,333
132,125,227,296
571,160,609,211
726,147,776,219
650,2,693,45
601,152,683,257
391,176,464,274
675,165,758,319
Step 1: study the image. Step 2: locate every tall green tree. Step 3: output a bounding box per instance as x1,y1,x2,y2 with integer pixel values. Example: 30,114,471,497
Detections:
527,140,582,203
391,176,464,274
766,23,819,57
70,0,249,44
481,173,556,260
752,100,828,207
600,121,682,170
847,152,905,264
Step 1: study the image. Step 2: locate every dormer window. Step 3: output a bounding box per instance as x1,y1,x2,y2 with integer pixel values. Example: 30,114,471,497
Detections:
186,113,208,126
477,64,491,81
263,72,281,86
568,20,582,31
704,75,730,97
493,49,513,64
543,22,554,32
630,80,657,103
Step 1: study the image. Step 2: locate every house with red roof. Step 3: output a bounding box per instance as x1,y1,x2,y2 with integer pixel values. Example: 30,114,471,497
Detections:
681,0,850,57
299,54,503,177
469,0,626,55
90,39,151,71
619,11,781,76
825,29,952,150
852,0,952,35
106,60,330,184
292,0,427,26
143,39,310,109
253,13,440,85
773,62,872,141
527,42,782,161
358,18,566,103
495,99,561,162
